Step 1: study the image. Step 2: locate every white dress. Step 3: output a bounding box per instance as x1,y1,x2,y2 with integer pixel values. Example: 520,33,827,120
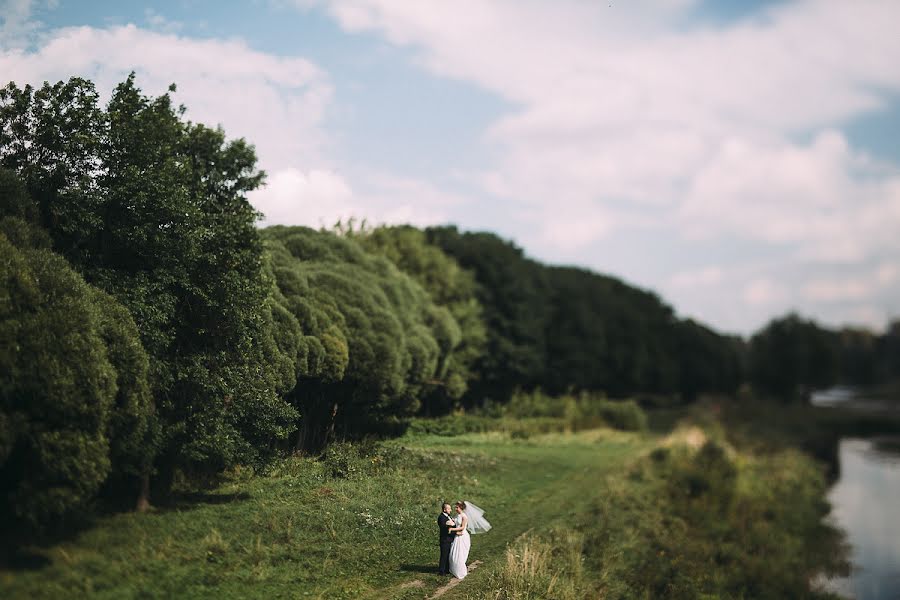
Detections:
449,513,471,579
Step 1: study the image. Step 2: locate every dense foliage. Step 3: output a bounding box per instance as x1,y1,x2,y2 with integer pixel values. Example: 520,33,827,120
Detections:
0,231,153,530
263,226,467,451
347,224,487,413
589,435,849,598
0,76,297,496
425,227,744,401
748,313,840,401
425,226,551,401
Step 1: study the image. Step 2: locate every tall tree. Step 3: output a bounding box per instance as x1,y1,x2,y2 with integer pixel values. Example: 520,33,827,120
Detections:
749,313,839,401
673,319,742,400
426,226,551,402
348,224,487,413
264,226,464,451
0,75,297,492
0,229,155,530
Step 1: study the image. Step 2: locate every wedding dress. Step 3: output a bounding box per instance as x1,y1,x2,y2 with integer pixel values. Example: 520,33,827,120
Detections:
449,502,491,579
448,516,471,579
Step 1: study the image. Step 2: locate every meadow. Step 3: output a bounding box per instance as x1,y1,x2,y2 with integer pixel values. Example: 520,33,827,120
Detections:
0,405,852,599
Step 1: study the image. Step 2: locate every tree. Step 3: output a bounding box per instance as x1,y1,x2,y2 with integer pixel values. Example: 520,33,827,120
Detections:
749,314,839,401
543,266,683,396
89,287,157,511
673,319,742,400
425,226,551,402
0,234,112,529
876,320,900,382
0,75,297,491
836,327,878,386
347,224,487,413
264,226,466,451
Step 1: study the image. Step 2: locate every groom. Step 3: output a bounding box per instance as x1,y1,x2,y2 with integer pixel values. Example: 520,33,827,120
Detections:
437,502,455,575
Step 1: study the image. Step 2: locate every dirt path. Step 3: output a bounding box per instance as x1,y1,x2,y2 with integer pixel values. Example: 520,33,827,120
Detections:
429,560,482,599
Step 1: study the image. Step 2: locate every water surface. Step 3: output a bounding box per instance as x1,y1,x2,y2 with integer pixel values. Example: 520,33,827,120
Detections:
818,438,900,599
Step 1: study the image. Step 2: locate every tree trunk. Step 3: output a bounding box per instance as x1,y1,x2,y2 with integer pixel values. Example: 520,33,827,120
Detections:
136,472,151,512
325,402,338,447
295,416,309,453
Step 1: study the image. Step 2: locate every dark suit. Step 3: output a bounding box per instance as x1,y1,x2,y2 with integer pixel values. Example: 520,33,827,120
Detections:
438,512,455,574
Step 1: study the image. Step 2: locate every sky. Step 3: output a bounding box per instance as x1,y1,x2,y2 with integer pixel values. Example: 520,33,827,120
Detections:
1,0,899,336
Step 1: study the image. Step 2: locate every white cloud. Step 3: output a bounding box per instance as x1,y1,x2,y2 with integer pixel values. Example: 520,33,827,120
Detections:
252,166,470,229
1,21,473,233
252,168,355,227
309,0,900,253
669,266,725,289
679,130,900,264
354,171,467,225
744,278,790,308
0,0,56,48
311,0,900,331
802,264,899,303
0,22,352,229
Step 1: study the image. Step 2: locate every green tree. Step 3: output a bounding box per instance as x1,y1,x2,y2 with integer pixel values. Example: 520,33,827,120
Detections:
749,313,839,401
264,226,463,451
89,287,157,511
0,234,114,530
347,224,487,413
876,320,900,382
836,327,878,386
543,266,682,396
425,226,551,402
0,75,296,491
673,319,742,400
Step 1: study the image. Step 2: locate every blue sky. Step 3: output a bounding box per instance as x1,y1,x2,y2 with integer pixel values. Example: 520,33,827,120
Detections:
2,0,899,335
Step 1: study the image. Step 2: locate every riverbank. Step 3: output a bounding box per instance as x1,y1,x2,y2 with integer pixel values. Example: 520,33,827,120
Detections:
0,405,855,599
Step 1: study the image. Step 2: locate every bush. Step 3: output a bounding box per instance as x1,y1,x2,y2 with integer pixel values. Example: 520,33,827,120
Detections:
0,236,116,530
589,431,849,599
407,392,650,439
502,391,648,432
320,440,411,479
595,399,648,432
505,388,576,419
407,415,496,436
321,443,366,479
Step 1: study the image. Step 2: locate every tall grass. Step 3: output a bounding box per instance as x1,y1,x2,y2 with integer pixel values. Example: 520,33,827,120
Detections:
471,529,585,600
585,430,850,599
454,419,850,599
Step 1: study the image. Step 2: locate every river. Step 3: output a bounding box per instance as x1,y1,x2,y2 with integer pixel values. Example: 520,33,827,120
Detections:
812,388,900,599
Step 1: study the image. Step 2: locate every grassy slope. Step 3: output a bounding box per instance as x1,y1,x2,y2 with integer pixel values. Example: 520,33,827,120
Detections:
0,430,650,599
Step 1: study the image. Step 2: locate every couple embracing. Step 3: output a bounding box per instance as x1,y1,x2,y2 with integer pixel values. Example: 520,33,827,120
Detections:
437,500,491,579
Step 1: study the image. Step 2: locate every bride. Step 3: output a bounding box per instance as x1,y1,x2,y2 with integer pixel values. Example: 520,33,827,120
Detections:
448,500,491,579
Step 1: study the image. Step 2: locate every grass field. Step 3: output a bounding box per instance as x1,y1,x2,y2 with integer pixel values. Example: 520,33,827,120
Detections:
0,410,852,599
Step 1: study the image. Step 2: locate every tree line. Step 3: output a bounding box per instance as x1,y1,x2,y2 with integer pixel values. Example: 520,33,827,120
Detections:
1,75,897,535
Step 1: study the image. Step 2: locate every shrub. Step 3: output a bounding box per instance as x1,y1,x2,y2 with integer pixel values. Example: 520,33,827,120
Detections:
320,440,411,479
0,236,115,530
595,399,648,432
407,415,495,437
590,432,849,599
321,443,365,479
505,388,576,418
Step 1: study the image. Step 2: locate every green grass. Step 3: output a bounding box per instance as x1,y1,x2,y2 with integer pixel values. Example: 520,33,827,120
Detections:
0,429,647,599
0,412,853,599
